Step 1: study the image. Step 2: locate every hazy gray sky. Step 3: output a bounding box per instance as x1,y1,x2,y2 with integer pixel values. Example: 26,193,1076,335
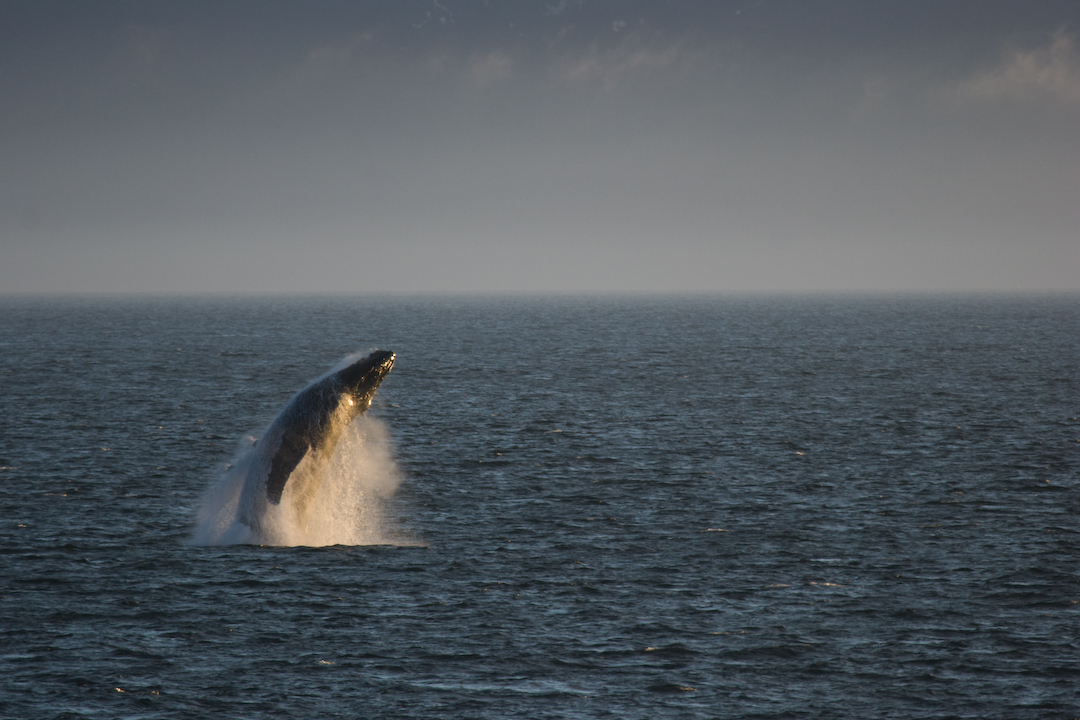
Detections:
2,0,1078,294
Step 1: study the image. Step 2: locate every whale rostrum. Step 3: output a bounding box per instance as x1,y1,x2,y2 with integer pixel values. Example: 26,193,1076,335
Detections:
237,350,395,532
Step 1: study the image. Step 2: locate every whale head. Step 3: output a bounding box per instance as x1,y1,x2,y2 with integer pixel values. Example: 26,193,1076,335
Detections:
337,350,395,414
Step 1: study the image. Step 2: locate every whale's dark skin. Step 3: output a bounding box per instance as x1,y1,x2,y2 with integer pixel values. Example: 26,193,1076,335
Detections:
238,350,394,531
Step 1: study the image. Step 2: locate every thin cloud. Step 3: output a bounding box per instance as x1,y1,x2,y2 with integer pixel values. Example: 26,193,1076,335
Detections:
285,32,376,87
960,29,1080,106
550,31,694,91
469,50,513,86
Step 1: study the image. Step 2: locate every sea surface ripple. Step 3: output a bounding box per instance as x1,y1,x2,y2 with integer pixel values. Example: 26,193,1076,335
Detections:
1,295,1078,719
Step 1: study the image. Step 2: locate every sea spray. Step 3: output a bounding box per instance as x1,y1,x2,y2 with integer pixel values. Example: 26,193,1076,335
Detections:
191,415,419,547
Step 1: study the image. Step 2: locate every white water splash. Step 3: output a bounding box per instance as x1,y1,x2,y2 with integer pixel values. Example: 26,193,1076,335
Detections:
191,415,421,547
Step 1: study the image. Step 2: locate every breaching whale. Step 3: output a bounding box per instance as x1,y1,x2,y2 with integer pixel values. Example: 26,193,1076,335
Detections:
236,350,395,534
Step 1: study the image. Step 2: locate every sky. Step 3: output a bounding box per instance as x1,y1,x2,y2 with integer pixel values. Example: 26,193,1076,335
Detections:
1,0,1078,294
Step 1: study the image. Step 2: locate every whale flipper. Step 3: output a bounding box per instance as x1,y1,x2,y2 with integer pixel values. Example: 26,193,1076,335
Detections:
266,436,311,504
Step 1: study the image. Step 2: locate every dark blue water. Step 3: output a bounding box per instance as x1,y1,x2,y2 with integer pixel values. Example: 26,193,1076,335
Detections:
2,295,1078,719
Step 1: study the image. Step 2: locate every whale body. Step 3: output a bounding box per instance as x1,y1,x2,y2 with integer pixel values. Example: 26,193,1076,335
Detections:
236,350,395,533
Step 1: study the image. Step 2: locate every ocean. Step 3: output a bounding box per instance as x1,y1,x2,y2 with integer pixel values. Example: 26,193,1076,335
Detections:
1,294,1078,719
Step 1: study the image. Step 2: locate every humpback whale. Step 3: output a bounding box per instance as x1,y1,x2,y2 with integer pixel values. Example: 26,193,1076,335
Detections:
236,350,395,534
